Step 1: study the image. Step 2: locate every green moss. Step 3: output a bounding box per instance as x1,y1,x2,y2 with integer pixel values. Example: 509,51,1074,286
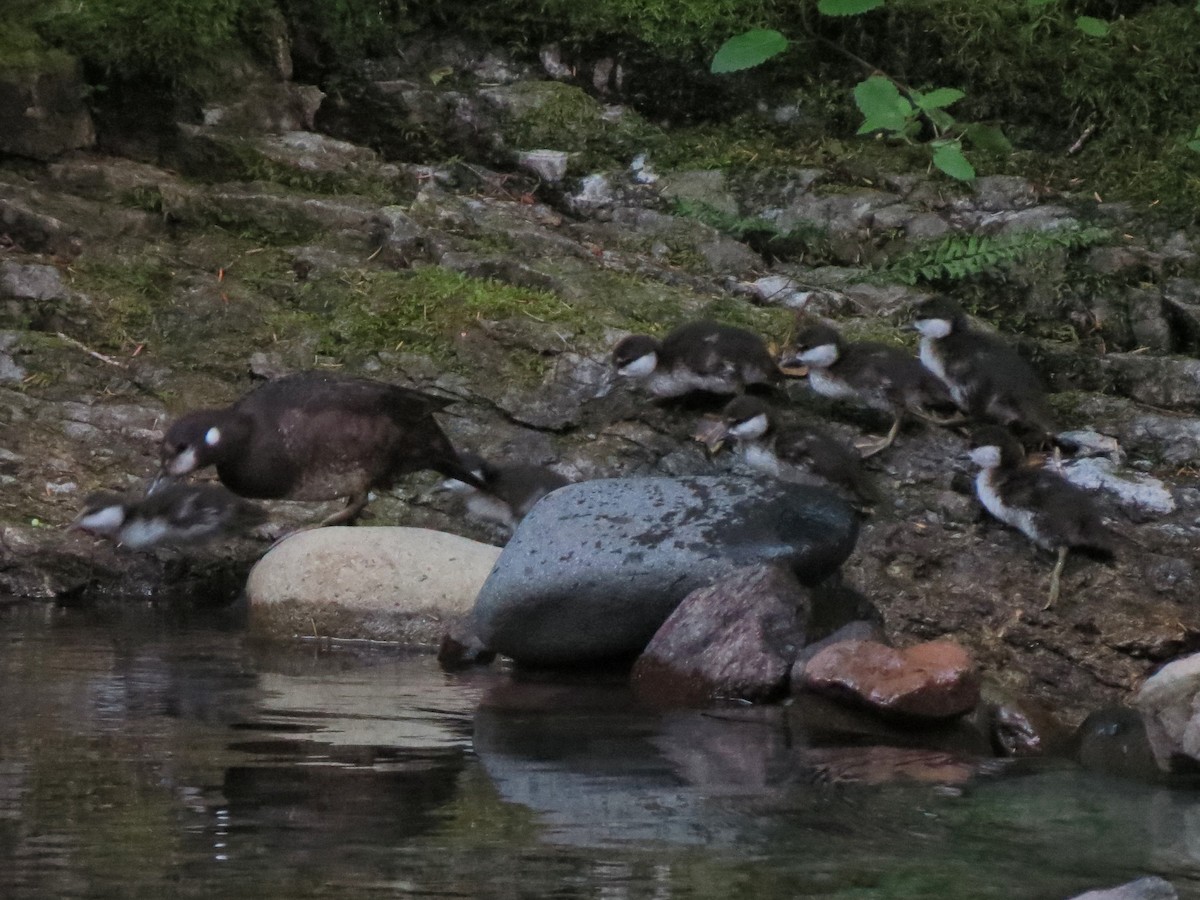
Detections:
66,255,177,347
315,267,574,355
502,82,659,170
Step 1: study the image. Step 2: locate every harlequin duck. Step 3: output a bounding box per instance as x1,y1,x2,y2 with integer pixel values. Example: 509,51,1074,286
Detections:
158,372,483,527
439,452,571,531
705,396,881,507
779,321,953,457
611,320,779,398
913,297,1055,441
967,425,1115,608
69,483,267,549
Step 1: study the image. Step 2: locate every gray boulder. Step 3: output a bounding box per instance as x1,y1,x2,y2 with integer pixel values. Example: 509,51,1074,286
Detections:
471,476,858,666
1133,652,1200,773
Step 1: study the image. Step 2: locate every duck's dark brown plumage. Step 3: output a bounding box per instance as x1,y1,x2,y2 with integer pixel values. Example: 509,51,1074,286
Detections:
159,372,481,526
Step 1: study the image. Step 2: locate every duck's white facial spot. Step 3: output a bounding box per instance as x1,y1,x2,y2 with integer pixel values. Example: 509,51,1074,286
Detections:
729,413,770,440
618,352,657,378
167,446,199,476
204,427,222,447
77,505,126,534
914,318,952,339
969,445,1002,468
795,343,839,368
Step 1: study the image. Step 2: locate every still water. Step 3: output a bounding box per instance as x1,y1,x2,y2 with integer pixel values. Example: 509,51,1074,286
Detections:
3,599,1200,900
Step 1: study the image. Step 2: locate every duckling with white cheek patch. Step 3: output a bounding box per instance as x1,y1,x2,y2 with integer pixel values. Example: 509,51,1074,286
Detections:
705,396,881,508
612,320,779,399
914,297,1055,442
967,425,1114,609
70,483,268,549
779,321,953,458
438,453,571,533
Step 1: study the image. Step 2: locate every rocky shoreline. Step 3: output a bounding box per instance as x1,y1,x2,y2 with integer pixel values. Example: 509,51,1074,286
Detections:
3,31,1200,738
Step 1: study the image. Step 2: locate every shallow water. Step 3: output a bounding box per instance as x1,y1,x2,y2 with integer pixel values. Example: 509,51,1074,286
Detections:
3,599,1200,900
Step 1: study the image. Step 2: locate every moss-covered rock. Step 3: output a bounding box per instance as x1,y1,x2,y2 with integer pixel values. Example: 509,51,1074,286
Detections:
0,54,94,160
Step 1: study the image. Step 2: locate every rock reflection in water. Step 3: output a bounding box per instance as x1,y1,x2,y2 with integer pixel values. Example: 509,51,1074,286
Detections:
472,676,1008,850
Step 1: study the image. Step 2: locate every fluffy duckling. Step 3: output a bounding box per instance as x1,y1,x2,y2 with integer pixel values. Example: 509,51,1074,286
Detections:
705,396,881,508
70,483,267,549
967,426,1114,609
612,320,779,398
780,320,953,457
439,453,571,531
913,297,1055,441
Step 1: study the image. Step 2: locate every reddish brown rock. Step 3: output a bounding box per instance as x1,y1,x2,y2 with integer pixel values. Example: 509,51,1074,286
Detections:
799,639,981,721
631,564,808,706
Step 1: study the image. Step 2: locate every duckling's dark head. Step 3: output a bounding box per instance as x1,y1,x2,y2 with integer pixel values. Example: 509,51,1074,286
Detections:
612,334,661,378
968,425,1026,469
160,410,241,476
782,322,842,369
716,395,774,444
912,296,967,339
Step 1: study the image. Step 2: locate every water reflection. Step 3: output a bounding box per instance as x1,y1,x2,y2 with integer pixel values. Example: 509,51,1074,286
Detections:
3,600,1200,899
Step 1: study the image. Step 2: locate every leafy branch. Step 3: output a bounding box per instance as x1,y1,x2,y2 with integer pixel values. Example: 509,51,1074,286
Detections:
710,0,1119,182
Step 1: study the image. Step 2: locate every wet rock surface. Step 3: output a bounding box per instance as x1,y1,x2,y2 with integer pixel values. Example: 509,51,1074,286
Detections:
1,28,1200,727
631,563,808,704
471,476,857,666
1134,653,1200,774
799,639,982,722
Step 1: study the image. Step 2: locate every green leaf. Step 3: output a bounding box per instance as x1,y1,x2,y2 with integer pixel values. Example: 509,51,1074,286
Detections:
932,143,976,181
925,109,956,132
964,123,1014,155
912,87,965,111
710,29,789,73
818,0,884,15
1187,140,1200,153
853,76,913,134
1075,16,1111,37
1026,0,1058,9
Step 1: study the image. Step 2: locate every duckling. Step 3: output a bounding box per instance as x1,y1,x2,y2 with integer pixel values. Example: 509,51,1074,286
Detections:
439,453,571,531
967,426,1114,609
157,372,483,527
612,320,779,398
705,396,881,508
913,297,1055,442
70,483,268,549
780,320,953,457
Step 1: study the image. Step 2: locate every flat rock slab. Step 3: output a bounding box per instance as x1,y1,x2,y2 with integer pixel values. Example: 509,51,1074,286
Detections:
247,526,501,646
472,476,858,666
